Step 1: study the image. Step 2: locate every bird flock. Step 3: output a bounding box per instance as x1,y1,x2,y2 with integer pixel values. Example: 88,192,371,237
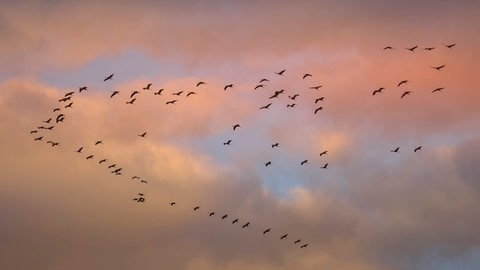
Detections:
29,42,456,250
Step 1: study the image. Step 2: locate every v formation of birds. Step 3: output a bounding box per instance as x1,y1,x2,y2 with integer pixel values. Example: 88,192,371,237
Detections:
30,42,455,250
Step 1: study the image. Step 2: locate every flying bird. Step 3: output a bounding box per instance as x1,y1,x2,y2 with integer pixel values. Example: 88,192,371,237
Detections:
154,89,164,95
275,69,286,75
314,107,323,114
76,147,83,153
289,94,299,100
319,150,328,156
193,206,200,211
209,212,215,216
126,98,136,104
30,130,38,134
280,234,288,240
94,140,102,145
287,103,296,108
166,100,178,105
321,163,328,169
302,73,312,79
405,45,418,52
186,91,196,97
259,78,269,83
143,83,152,90
172,91,184,96
265,161,272,167
99,159,107,164
391,147,400,153
34,136,43,141
294,239,302,244
310,85,323,90
242,222,250,228
263,228,271,234
254,84,264,90
401,91,412,99
431,65,445,70
224,84,233,91
414,146,423,152
110,91,120,98
108,164,116,169
221,214,228,219
300,244,308,248
45,126,54,130
141,180,147,183
315,97,325,103
271,142,279,148
383,46,393,50
443,43,456,49
56,114,65,123
300,160,308,165
59,97,71,102
170,202,176,206
86,155,94,160
424,47,435,51
233,124,241,130
260,103,272,110
196,81,206,87
65,91,75,97
53,108,61,112
132,176,140,180
104,73,114,81
372,87,384,96
223,140,232,146
65,102,73,108
397,80,408,87
43,118,52,124
432,87,444,93
138,132,147,138
232,219,239,224
130,91,139,98
79,86,88,92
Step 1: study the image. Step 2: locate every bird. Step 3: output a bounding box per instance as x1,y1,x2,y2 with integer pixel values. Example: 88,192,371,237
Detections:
383,46,393,50
232,219,239,224
233,124,241,130
310,85,323,90
405,45,418,52
209,212,215,216
391,147,400,153
34,136,43,141
165,100,178,105
432,87,444,93
401,91,412,99
86,155,94,160
108,164,116,169
443,43,456,49
136,197,145,203
372,87,384,96
79,86,88,92
280,234,288,240
43,118,52,123
302,73,312,79
397,80,408,87
38,126,45,129
110,91,120,98
242,222,250,228
154,89,164,95
263,228,271,234
170,202,176,206
138,193,144,197
288,94,299,100
315,97,325,103
94,140,102,145
193,206,200,211
319,150,328,156
424,47,435,51
99,159,107,164
265,161,272,167
259,103,272,110
130,91,139,98
431,65,445,70
224,84,233,91
275,69,286,75
65,102,73,108
76,147,83,153
65,91,75,97
300,244,308,248
223,140,232,146
221,214,228,219
53,108,61,112
138,132,147,138
45,126,54,130
259,78,269,83
56,117,64,123
294,239,301,244
104,73,114,81
271,143,279,148
254,84,264,90
287,103,296,108
196,81,206,87
50,142,59,147
186,91,196,97
132,176,140,180
321,163,328,169
59,97,71,102
300,160,308,165
414,146,423,152
126,98,136,105
143,83,152,90
30,130,38,134
172,91,184,96
141,180,147,183
314,107,323,114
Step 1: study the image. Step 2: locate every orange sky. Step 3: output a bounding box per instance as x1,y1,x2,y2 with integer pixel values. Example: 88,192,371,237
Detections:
1,1,480,270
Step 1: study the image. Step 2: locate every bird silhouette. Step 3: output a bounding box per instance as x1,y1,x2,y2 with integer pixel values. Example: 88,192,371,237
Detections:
65,91,75,97
263,228,271,234
104,73,114,81
209,212,215,216
95,140,102,145
30,130,38,134
53,108,61,112
391,147,400,153
110,91,120,98
300,244,308,248
424,47,435,51
321,163,328,169
108,164,116,169
165,100,178,105
221,214,228,219
275,69,286,75
223,140,232,146
224,84,233,91
431,65,445,70
310,85,323,90
86,155,94,160
172,91,184,96
259,103,272,110
76,147,83,153
414,146,423,152
397,80,408,87
287,103,296,108
196,81,206,87
232,219,239,224
59,97,71,102
372,87,384,96
383,46,393,50
432,87,444,93
406,45,418,52
265,161,272,167
154,89,164,95
34,136,43,141
233,124,241,130
79,86,88,92
242,222,250,228
271,143,279,148
126,98,136,104
289,94,299,100
65,102,73,108
45,126,54,130
138,132,147,138
143,83,152,90
170,202,176,206
294,239,301,244
315,97,325,103
194,206,200,211
280,234,288,240
319,150,328,156
141,180,147,183
314,107,323,114
259,78,269,83
444,43,456,49
300,160,308,165
302,73,312,79
132,176,140,180
99,159,107,164
186,91,196,97
401,91,412,99
130,91,139,98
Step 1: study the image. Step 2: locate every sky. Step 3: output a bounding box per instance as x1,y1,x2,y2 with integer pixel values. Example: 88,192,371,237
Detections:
1,0,480,269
